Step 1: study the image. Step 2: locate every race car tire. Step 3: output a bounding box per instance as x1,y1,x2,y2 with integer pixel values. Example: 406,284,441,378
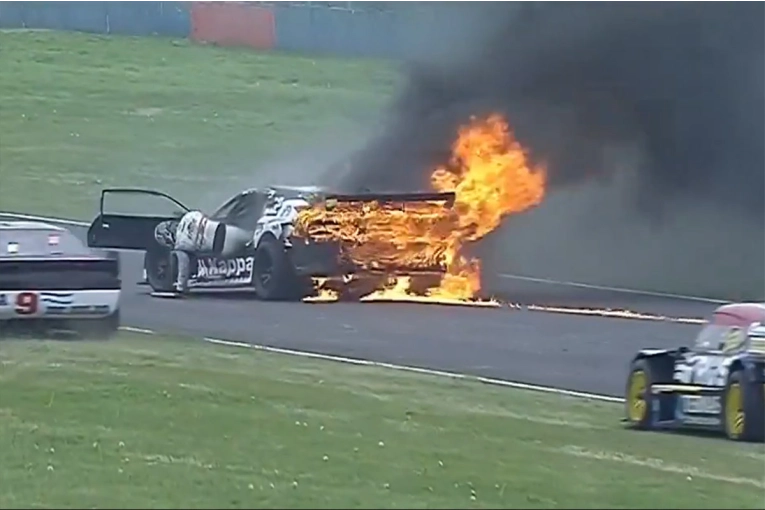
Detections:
144,249,176,293
624,358,656,430
253,235,301,301
334,275,382,302
71,309,120,340
722,369,764,442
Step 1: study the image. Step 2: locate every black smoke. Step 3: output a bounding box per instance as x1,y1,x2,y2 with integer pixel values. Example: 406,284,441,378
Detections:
336,2,765,222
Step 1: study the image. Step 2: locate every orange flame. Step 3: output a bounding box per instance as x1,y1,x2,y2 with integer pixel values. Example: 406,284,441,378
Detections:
298,113,547,304
427,113,546,301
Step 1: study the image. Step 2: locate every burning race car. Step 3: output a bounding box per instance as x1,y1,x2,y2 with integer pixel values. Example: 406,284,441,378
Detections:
88,115,548,304
625,302,765,442
0,220,121,338
87,186,458,301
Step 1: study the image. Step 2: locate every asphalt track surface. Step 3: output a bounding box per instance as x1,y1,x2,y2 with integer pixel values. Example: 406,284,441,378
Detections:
7,217,722,397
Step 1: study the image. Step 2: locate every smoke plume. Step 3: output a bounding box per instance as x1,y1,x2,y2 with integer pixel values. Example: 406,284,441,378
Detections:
332,2,764,299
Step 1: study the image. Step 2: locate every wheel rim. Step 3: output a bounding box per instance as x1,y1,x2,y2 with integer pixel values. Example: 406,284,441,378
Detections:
256,250,273,288
155,259,168,280
725,382,745,438
627,370,647,422
147,254,169,287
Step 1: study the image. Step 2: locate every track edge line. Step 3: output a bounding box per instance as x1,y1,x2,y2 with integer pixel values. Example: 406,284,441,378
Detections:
121,324,624,403
202,336,624,404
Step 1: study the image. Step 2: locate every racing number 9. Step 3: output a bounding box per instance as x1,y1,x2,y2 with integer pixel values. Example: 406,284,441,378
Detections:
15,292,39,315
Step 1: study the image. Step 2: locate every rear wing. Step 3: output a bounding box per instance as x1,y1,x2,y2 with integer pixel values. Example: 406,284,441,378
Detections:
293,190,457,275
322,191,455,207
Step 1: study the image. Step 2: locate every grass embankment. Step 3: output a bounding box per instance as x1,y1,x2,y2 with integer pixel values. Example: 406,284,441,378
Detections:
0,30,396,219
1,333,763,509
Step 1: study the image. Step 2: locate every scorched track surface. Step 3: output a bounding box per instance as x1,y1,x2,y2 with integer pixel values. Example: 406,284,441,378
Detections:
6,218,719,397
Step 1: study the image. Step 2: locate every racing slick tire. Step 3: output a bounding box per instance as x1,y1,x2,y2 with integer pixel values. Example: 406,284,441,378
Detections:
624,358,657,430
144,248,177,293
71,309,120,340
252,235,303,301
722,370,765,442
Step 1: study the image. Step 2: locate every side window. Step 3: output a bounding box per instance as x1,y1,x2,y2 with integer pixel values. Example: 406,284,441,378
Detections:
212,193,266,230
103,190,188,217
211,197,240,221
235,193,266,230
693,324,728,352
693,324,746,353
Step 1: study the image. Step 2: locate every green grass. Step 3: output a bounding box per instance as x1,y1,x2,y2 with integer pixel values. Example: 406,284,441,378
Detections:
0,30,397,219
1,31,763,508
0,333,763,509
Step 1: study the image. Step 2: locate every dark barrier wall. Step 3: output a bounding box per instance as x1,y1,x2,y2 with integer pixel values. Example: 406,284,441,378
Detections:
0,1,191,37
271,2,478,60
0,1,465,58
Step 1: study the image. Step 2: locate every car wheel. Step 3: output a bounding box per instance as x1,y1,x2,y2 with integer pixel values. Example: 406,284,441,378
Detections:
722,370,764,442
145,249,176,293
624,359,655,430
253,236,301,301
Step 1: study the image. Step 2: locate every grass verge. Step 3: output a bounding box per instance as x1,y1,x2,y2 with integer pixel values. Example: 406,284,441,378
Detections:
0,30,396,219
1,333,763,509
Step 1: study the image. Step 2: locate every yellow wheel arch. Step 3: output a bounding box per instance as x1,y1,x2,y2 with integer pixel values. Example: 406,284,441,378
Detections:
723,370,764,442
627,370,648,423
625,359,656,429
724,381,745,439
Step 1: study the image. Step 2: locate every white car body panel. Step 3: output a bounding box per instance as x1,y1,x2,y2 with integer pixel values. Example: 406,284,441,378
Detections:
0,290,120,320
219,224,252,257
252,197,310,247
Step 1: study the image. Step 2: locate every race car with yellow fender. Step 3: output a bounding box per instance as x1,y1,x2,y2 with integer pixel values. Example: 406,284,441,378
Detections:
625,302,765,442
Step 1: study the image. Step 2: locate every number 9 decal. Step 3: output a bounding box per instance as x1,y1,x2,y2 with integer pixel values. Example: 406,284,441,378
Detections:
15,292,39,315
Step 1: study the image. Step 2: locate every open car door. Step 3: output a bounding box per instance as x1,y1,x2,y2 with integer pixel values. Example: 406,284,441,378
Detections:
87,188,190,251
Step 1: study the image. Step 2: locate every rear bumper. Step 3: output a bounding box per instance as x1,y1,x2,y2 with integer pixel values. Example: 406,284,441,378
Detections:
0,289,120,320
288,239,445,277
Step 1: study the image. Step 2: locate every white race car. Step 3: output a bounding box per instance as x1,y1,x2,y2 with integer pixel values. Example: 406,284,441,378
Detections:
0,220,121,337
87,186,455,301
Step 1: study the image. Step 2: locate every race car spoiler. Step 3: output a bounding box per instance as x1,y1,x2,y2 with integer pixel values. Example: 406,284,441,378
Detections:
322,191,455,207
0,257,120,291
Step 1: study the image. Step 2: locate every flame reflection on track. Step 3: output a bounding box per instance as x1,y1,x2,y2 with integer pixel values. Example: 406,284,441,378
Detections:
520,304,705,325
304,294,705,324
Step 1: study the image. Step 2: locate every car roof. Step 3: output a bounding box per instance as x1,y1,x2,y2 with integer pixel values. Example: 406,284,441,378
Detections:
713,302,765,325
0,221,90,257
228,185,325,197
0,220,65,231
269,184,324,193
211,185,326,216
